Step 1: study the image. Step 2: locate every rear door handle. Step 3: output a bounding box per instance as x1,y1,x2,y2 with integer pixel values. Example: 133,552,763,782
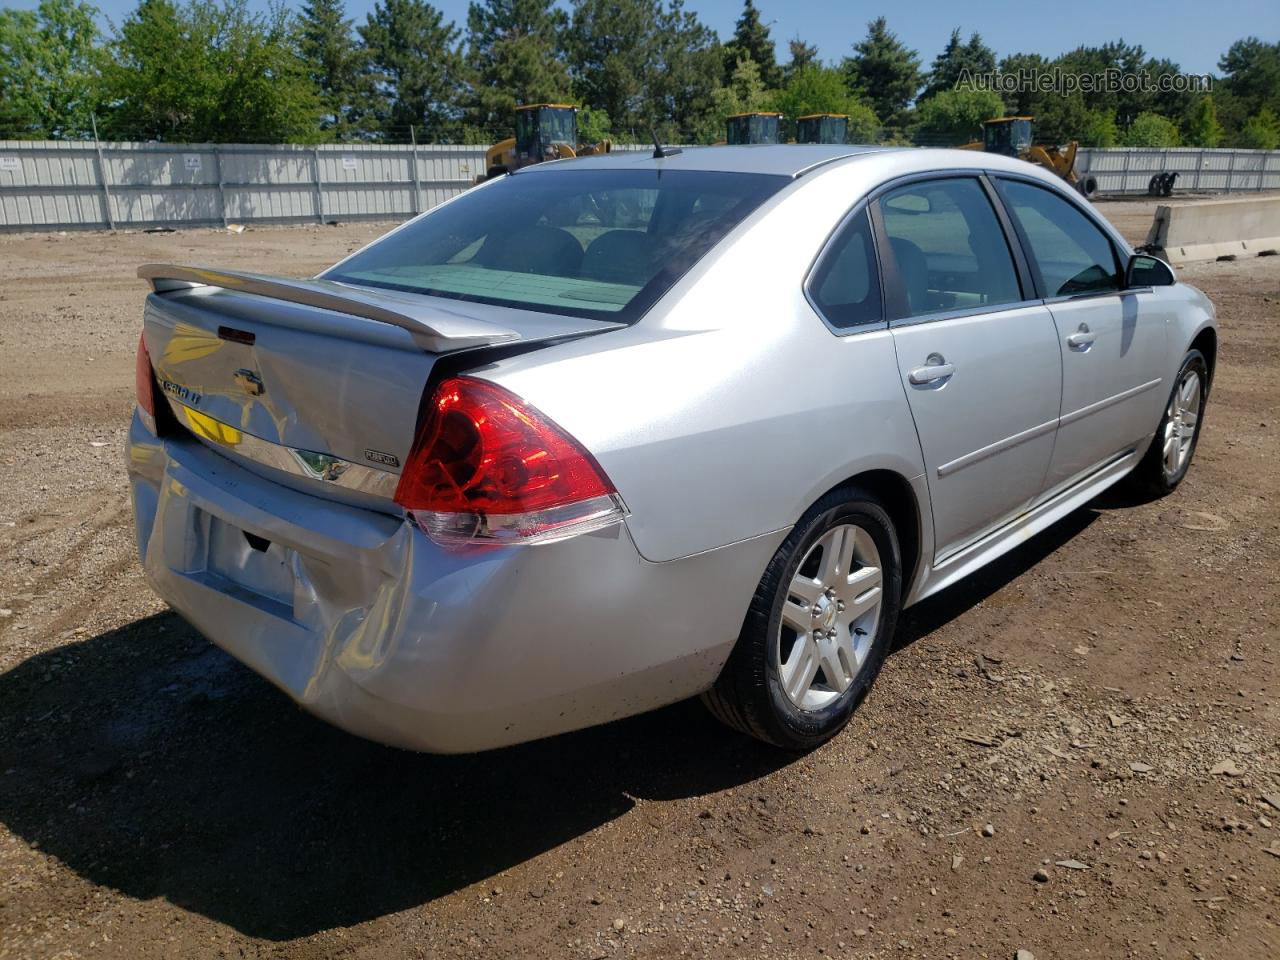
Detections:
908,354,955,384
1066,323,1096,350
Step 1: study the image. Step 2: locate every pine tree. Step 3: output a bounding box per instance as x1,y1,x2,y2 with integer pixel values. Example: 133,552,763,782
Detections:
567,0,720,141
723,0,779,89
922,27,995,99
298,0,380,140
463,0,571,136
784,36,818,81
841,18,919,127
360,0,465,140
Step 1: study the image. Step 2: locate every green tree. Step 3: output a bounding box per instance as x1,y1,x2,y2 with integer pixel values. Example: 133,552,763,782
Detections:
784,36,818,81
1120,111,1181,147
567,0,721,141
1080,109,1118,147
922,27,995,99
841,18,920,128
1184,95,1223,148
298,0,381,139
723,0,779,89
462,0,571,136
102,0,322,142
712,54,770,127
997,51,1093,145
576,103,612,143
1218,38,1280,117
0,0,102,139
361,0,465,140
910,88,1002,145
769,64,877,141
1238,108,1280,150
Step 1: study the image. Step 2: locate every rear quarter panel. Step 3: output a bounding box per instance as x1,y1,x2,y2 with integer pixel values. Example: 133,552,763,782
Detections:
478,158,929,563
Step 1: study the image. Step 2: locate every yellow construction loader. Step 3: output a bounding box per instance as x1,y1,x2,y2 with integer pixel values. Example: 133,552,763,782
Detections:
478,104,612,182
962,117,1098,198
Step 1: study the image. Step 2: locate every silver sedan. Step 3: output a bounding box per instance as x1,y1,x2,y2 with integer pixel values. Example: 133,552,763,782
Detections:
126,145,1216,752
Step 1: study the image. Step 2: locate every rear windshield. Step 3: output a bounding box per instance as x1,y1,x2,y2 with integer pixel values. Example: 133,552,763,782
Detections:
323,168,788,323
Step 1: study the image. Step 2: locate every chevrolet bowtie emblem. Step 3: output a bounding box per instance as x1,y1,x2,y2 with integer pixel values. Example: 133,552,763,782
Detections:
233,368,264,396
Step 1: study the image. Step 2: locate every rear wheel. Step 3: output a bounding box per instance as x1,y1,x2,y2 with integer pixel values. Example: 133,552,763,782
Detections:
703,489,902,750
1124,349,1208,497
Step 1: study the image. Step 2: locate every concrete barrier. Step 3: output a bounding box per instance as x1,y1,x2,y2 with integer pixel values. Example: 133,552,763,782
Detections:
1145,195,1280,264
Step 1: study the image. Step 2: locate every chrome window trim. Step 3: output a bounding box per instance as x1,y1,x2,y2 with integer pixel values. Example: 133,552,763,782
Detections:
887,297,1047,330
167,399,401,499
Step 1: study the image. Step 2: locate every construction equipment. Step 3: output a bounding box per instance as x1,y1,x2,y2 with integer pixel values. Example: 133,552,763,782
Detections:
795,114,849,145
479,104,611,182
725,113,782,145
962,117,1098,198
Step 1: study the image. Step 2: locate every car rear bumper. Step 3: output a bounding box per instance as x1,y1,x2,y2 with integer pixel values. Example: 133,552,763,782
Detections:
126,414,783,752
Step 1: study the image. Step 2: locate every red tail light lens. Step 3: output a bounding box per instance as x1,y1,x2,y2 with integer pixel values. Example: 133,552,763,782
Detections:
395,377,626,547
135,332,158,428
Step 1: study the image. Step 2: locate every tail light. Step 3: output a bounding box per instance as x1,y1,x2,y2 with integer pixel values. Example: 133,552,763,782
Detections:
135,332,158,432
395,377,627,547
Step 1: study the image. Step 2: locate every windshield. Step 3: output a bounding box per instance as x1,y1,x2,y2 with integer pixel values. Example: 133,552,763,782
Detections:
324,168,788,322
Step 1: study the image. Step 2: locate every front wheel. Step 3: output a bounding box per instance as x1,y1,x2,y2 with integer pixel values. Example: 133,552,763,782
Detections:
1124,348,1208,498
702,488,903,750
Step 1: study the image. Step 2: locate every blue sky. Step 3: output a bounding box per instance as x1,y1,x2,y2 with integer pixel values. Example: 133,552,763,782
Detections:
6,0,1277,76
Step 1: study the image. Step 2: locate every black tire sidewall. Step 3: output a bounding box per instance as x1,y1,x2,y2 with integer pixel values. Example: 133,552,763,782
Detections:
756,494,903,749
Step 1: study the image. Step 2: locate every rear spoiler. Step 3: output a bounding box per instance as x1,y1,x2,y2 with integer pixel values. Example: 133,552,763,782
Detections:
137,263,521,353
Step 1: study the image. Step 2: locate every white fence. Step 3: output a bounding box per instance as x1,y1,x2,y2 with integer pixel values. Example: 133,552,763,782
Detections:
4,141,1280,231
1077,147,1280,195
0,141,489,231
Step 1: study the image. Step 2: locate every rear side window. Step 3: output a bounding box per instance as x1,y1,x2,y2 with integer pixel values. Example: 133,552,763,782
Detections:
809,208,883,329
323,169,787,323
996,179,1120,297
878,177,1022,319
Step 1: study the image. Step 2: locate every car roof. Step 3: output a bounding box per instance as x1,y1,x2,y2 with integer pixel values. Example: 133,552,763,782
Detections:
516,144,903,179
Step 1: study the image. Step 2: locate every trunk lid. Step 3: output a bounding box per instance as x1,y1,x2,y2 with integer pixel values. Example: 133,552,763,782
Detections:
139,264,620,508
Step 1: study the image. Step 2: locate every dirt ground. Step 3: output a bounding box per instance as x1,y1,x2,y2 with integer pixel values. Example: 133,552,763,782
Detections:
0,199,1277,960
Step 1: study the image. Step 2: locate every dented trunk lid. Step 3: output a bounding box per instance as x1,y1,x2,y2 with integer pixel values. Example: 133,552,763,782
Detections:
139,264,620,509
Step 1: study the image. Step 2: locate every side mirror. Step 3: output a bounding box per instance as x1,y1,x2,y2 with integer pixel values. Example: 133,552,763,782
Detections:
1126,253,1175,288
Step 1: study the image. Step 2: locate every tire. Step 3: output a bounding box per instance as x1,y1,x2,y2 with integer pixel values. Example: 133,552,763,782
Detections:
1123,348,1208,498
702,487,903,751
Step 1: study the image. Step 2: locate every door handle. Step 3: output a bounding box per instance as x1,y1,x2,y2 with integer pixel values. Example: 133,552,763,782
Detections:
1066,323,1096,350
908,354,955,385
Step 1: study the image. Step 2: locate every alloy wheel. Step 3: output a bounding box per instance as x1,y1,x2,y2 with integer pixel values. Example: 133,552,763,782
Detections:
777,523,883,711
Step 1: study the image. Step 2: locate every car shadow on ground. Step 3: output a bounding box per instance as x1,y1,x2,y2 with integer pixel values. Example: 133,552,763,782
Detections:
0,508,1099,940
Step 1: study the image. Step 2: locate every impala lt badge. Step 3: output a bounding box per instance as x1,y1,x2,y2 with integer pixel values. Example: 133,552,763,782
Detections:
234,369,265,396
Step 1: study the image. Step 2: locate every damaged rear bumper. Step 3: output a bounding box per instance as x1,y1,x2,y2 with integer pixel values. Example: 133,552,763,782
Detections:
126,414,782,752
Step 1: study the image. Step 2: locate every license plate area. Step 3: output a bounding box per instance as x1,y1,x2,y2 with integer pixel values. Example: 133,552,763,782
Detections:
201,509,296,610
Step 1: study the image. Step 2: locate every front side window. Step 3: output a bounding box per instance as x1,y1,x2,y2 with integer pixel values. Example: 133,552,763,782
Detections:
997,179,1120,297
878,177,1023,319
324,169,787,323
808,208,883,329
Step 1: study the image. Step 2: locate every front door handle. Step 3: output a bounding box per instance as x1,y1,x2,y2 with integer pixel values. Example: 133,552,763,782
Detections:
908,353,955,385
1066,323,1096,350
